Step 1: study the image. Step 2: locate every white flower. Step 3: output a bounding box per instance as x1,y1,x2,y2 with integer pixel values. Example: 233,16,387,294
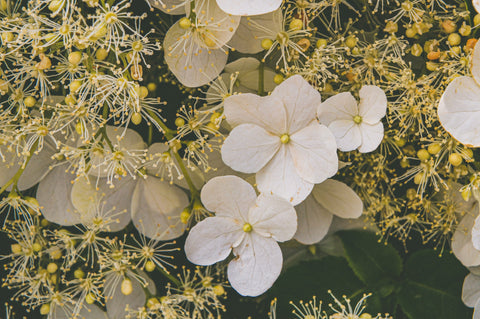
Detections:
163,0,241,87
221,75,338,205
462,272,480,319
452,203,480,267
317,86,388,153
438,40,480,147
185,175,297,296
216,0,282,16
294,179,363,245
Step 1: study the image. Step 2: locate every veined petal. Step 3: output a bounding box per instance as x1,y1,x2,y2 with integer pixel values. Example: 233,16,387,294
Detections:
221,124,281,173
164,22,228,88
289,122,338,184
53,302,108,319
248,193,297,242
328,120,361,152
131,177,189,240
0,147,20,187
472,39,480,85
185,216,244,265
270,75,320,133
228,233,282,296
224,94,287,133
201,175,256,220
463,273,480,307
37,166,80,226
473,215,480,251
256,145,314,205
312,179,363,219
195,0,241,45
17,142,56,190
358,122,384,153
358,85,387,124
317,92,358,126
294,194,333,245
228,11,282,53
225,57,260,73
452,207,480,267
438,76,480,147
216,0,282,15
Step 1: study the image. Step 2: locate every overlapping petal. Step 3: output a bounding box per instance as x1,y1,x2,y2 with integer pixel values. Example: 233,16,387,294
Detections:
294,194,333,245
463,273,480,307
216,0,282,16
312,179,363,219
358,122,384,153
317,92,358,125
452,207,480,267
358,85,388,124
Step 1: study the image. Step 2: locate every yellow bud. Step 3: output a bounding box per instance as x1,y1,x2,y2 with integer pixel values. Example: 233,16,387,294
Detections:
180,209,191,224
138,86,149,99
462,188,472,202
32,242,42,252
427,143,441,155
316,38,328,48
147,82,157,92
289,18,303,31
426,61,438,71
384,21,398,33
459,22,472,36
0,0,6,10
48,0,64,12
1,31,14,43
261,38,274,50
406,188,417,200
121,278,133,296
441,20,457,33
41,219,50,227
147,297,160,309
50,248,62,260
0,79,8,93
85,293,95,304
417,149,430,161
95,48,108,60
175,117,185,127
410,43,423,56
414,172,424,184
405,28,417,38
11,243,22,254
213,285,225,296
65,94,76,105
131,112,142,125
464,148,474,159
345,35,357,48
47,263,58,273
68,51,82,65
40,303,50,315
280,134,290,144
145,260,156,272
243,223,253,232
273,74,284,84
179,17,192,29
74,268,85,279
449,153,463,166
448,33,461,46
475,14,480,26
70,80,82,93
24,96,36,107
75,121,85,135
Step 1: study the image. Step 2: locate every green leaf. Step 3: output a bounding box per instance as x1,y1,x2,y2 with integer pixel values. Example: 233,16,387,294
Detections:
337,230,402,286
398,250,472,319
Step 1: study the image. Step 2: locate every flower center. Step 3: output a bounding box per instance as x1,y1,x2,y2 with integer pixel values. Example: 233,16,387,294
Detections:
243,223,253,232
280,133,290,144
353,115,362,124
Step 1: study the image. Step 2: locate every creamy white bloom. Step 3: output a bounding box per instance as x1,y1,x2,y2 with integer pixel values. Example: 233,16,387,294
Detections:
318,86,387,153
185,175,297,296
462,273,480,319
294,179,363,245
163,0,240,87
438,40,480,147
452,203,480,267
216,0,282,16
221,75,338,205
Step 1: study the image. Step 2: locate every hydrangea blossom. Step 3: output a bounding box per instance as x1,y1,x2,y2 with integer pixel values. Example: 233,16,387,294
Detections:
438,40,480,147
185,175,297,296
221,75,338,205
317,86,388,153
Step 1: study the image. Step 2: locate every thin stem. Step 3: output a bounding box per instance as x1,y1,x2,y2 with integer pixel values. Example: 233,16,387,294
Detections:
258,62,265,96
158,267,182,287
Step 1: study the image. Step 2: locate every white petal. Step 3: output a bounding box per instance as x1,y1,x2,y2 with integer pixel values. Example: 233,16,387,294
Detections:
438,76,480,147
131,177,189,240
228,233,282,296
228,11,282,53
472,39,480,84
17,142,56,190
224,94,287,133
289,122,338,184
53,302,108,319
105,271,155,319
463,273,480,307
452,208,480,267
474,215,480,251
248,193,297,242
148,0,188,14
37,166,80,226
328,120,361,152
358,122,384,153
256,145,314,205
185,216,244,265
312,179,363,219
294,194,333,245
200,175,256,220
317,92,358,126
225,57,260,73
221,124,281,173
358,85,387,124
0,147,20,187
475,299,480,319
270,75,321,133
164,22,228,88
216,0,282,15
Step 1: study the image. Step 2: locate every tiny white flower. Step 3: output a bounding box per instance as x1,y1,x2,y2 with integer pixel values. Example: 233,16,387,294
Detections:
462,272,480,319
185,175,297,296
221,75,338,205
438,41,480,147
294,179,363,245
318,85,388,153
216,0,282,16
452,203,480,267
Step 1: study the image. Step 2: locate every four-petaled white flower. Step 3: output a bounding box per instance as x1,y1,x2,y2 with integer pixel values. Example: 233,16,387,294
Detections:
216,0,282,16
185,175,297,296
438,40,480,147
221,75,338,205
317,86,387,153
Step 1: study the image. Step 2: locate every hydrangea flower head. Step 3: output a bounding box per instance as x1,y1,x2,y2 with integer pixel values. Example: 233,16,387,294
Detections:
221,75,338,205
185,175,297,296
